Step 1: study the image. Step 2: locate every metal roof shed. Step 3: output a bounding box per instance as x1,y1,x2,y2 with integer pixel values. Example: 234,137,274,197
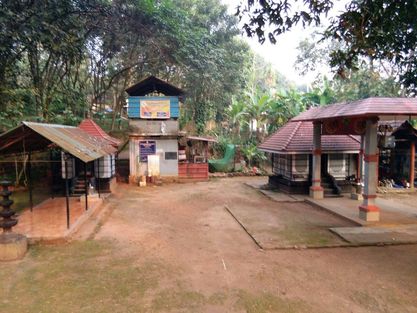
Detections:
0,122,117,229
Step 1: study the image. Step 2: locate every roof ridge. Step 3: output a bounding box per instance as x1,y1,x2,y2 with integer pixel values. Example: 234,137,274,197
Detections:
80,119,108,137
23,121,76,128
78,118,121,146
283,121,302,150
348,134,361,143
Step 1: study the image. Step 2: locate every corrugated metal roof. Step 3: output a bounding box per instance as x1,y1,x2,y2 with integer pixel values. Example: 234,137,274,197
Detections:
78,119,121,147
186,136,218,143
292,97,417,122
0,122,116,162
259,121,361,154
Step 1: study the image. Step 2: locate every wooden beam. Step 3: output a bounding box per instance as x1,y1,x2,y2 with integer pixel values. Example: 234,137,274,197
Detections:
0,132,31,152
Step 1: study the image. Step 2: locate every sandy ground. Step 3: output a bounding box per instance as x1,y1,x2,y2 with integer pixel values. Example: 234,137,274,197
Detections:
379,190,417,206
94,177,417,312
2,176,417,313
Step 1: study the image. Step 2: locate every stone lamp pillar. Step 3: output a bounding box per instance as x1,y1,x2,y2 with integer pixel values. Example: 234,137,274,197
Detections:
0,180,28,261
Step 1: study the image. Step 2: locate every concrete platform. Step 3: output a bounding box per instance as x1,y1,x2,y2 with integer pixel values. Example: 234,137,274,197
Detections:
251,180,417,246
13,196,105,243
331,225,417,245
307,195,417,227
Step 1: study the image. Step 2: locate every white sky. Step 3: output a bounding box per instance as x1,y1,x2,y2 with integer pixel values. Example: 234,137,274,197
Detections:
223,0,349,85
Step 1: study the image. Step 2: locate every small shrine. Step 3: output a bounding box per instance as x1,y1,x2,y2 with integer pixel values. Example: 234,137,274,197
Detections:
292,97,417,222
126,76,212,184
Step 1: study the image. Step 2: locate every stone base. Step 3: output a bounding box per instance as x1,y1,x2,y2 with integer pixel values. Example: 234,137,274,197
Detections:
359,205,380,222
309,186,324,200
0,233,28,261
351,193,363,201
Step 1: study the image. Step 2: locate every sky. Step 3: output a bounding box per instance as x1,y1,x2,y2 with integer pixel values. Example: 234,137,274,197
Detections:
223,0,349,85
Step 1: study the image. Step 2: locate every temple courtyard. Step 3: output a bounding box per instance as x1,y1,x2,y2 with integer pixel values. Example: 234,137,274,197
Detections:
2,176,417,312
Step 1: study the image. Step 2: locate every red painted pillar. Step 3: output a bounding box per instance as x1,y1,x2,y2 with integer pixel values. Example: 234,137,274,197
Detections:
359,119,380,221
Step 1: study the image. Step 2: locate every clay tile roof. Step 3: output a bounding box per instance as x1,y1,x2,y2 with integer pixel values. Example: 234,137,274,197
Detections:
78,119,121,147
292,97,417,122
259,121,360,154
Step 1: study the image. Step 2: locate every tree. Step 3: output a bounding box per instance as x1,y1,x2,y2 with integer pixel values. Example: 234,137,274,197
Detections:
295,36,404,101
226,98,248,139
238,0,417,95
0,0,253,133
0,0,107,120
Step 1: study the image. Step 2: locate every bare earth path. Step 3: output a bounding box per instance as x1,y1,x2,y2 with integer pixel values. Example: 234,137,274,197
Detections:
2,177,417,312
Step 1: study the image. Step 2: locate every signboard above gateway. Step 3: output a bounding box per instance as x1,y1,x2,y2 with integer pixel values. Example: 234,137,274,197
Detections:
140,99,170,119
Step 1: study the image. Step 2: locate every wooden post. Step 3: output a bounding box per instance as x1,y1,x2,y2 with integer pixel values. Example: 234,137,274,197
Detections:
410,142,415,190
97,158,101,198
84,162,88,210
28,152,33,211
50,150,54,199
64,156,70,229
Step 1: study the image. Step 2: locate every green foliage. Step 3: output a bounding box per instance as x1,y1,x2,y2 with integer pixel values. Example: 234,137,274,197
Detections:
212,134,233,158
0,0,251,132
239,0,417,95
240,142,267,167
295,36,404,102
237,0,333,44
330,70,402,101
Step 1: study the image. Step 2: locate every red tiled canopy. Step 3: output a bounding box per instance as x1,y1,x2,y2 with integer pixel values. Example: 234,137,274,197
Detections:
292,97,417,122
258,121,360,154
78,119,121,147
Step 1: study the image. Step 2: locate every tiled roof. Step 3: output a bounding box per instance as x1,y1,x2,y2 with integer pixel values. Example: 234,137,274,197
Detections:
292,97,417,122
78,119,121,147
258,121,360,154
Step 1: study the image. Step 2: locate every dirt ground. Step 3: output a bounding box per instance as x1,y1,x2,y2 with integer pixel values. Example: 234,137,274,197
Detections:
2,176,417,313
379,189,417,206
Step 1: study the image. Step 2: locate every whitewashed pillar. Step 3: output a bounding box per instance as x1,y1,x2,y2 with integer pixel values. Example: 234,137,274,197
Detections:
129,137,138,184
310,121,324,199
359,119,380,221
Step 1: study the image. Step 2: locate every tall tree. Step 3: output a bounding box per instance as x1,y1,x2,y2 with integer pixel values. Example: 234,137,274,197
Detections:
238,0,417,95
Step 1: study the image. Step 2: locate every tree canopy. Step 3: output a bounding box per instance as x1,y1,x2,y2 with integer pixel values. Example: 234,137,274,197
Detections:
0,0,252,132
238,0,417,94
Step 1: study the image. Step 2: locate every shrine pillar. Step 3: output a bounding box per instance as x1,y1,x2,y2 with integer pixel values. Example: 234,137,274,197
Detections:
359,119,380,221
310,122,324,199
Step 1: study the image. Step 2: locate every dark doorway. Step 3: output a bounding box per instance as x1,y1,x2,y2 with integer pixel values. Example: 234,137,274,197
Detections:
321,154,329,175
